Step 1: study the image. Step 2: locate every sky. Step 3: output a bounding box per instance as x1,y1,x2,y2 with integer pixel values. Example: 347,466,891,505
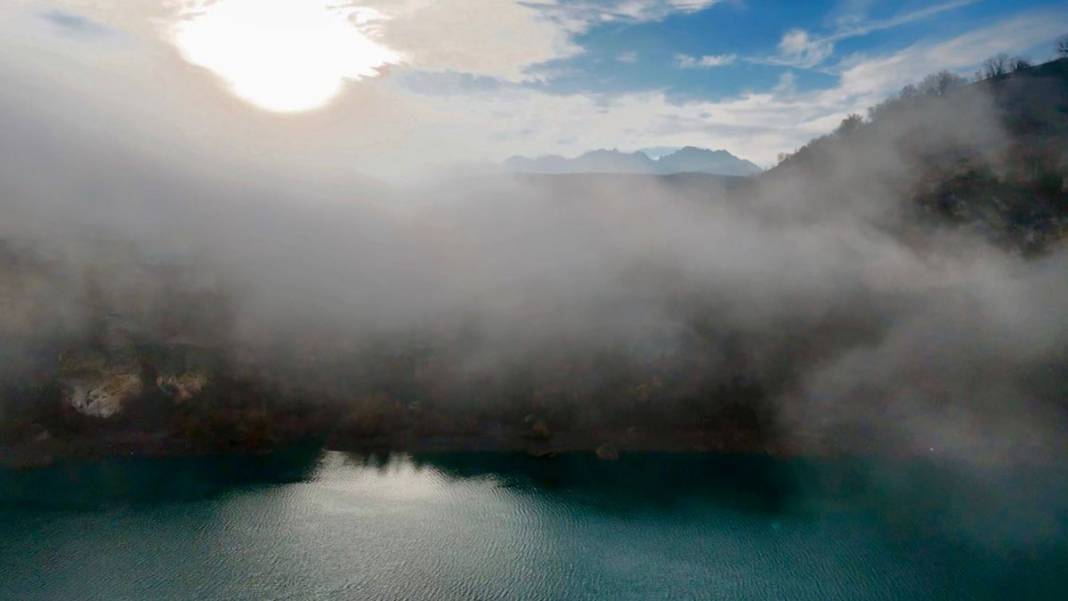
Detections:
4,0,1068,174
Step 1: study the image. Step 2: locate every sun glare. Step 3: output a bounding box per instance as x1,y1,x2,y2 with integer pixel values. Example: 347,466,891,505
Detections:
170,0,401,113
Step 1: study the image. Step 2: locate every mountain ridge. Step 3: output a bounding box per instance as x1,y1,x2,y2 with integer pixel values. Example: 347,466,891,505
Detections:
505,146,763,176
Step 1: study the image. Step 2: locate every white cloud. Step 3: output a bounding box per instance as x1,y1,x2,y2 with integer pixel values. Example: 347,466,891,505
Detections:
675,53,736,68
845,0,978,36
613,0,721,20
616,50,639,63
29,0,574,83
760,0,978,69
773,29,835,68
353,0,584,82
545,0,722,24
835,11,1068,101
35,0,727,85
772,71,798,95
168,1,402,112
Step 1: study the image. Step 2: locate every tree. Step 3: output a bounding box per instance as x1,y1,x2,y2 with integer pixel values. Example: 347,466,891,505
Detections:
982,54,1012,79
981,54,1031,80
835,114,863,136
898,84,919,100
1058,35,1068,57
866,73,962,123
917,71,967,97
1010,57,1032,72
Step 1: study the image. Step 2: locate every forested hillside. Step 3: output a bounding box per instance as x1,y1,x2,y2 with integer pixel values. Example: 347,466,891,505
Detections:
769,57,1068,253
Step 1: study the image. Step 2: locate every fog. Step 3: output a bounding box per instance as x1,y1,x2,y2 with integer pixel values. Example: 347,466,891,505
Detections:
2,9,1066,464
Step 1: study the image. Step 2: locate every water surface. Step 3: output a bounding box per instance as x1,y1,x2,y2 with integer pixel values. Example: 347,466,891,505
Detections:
2,450,1067,600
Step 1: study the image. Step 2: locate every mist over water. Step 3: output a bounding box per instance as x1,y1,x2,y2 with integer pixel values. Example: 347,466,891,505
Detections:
3,57,1067,461
2,4,1068,472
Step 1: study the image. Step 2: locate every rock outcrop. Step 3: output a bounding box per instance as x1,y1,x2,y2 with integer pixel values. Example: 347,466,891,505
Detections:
66,373,142,418
156,372,208,403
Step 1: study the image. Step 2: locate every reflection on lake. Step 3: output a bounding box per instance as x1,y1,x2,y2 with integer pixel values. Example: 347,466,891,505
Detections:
2,449,1068,600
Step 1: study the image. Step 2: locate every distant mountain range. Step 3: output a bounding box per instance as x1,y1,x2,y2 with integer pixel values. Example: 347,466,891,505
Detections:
504,147,763,176
504,147,764,177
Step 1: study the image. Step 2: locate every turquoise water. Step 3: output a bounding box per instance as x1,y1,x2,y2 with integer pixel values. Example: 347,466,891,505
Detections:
2,450,1068,600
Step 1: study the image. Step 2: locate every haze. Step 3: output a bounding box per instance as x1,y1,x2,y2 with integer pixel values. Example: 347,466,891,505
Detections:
2,1,1068,464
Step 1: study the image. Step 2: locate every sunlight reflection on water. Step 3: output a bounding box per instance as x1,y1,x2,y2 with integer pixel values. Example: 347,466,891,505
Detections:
2,451,1068,600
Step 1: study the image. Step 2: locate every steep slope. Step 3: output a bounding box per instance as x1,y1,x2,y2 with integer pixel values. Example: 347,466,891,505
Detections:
766,58,1068,252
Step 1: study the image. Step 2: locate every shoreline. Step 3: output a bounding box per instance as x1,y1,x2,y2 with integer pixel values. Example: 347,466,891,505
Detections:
3,425,1057,470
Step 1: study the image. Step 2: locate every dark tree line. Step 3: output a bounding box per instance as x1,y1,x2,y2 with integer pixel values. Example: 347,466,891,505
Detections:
979,53,1032,80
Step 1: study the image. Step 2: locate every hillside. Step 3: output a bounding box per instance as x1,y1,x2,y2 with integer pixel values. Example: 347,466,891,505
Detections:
767,57,1068,253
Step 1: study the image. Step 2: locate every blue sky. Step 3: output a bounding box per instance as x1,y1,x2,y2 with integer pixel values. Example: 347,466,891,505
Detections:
385,0,1068,164
528,0,1066,98
5,0,1068,173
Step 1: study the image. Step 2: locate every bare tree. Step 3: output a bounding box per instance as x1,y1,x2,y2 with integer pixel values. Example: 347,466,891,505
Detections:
1057,35,1068,57
982,54,1012,79
898,84,919,99
917,71,967,97
981,54,1031,79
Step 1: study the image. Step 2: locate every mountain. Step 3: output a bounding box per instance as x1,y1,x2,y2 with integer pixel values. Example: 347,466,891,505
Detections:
637,146,681,160
656,147,763,176
504,146,762,176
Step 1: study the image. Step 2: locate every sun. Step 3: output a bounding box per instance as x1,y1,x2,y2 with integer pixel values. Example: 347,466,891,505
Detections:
169,0,401,113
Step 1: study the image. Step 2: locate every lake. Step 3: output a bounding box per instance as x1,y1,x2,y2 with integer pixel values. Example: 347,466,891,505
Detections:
2,449,1067,600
